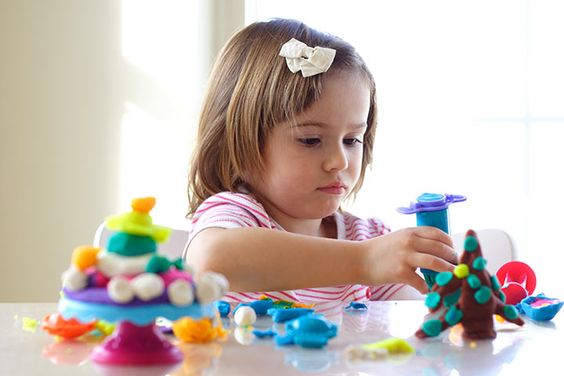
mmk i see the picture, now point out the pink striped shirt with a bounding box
[187,192,406,302]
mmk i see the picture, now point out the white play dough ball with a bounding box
[234,306,257,326]
[167,279,194,306]
[97,251,151,277]
[107,276,134,303]
[61,267,87,291]
[234,326,254,345]
[130,273,165,301]
[195,272,229,304]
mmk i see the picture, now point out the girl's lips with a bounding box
[318,185,346,195]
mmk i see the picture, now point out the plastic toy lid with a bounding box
[397,193,467,214]
[496,261,537,296]
[418,193,448,206]
[501,283,529,305]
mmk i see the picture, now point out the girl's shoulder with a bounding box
[197,191,264,210]
[192,191,274,228]
[336,211,390,240]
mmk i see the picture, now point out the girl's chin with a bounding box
[289,206,340,220]
[314,202,342,217]
[272,196,342,219]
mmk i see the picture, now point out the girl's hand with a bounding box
[362,227,457,293]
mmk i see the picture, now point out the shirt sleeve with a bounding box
[366,217,391,237]
[187,192,274,246]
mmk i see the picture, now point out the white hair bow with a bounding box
[279,38,336,77]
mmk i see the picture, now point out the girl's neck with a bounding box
[269,209,337,239]
[248,192,338,239]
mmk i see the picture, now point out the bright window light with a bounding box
[120,1,200,227]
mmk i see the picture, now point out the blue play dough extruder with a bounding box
[398,193,466,290]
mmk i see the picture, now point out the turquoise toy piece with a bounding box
[234,299,275,316]
[345,302,368,311]
[516,293,563,321]
[268,307,315,323]
[275,314,338,348]
[252,328,276,338]
[215,300,231,317]
[398,193,466,289]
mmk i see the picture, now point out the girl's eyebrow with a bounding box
[290,122,367,130]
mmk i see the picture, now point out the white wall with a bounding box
[0,0,244,302]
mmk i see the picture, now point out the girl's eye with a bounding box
[344,138,363,146]
[298,138,321,146]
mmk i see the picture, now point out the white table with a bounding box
[1,300,560,375]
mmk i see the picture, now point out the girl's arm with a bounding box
[185,226,456,293]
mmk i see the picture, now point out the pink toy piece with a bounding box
[90,321,183,365]
[160,268,193,287]
[496,261,536,305]
[88,269,110,288]
[530,298,559,308]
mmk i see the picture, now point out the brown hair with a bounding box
[187,18,377,216]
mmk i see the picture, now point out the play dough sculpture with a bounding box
[57,197,228,364]
[416,229,524,339]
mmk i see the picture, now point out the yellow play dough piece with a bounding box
[454,264,470,279]
[131,197,156,213]
[105,198,172,243]
[361,337,415,354]
[72,246,100,271]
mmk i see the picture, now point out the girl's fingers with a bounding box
[403,273,428,294]
[410,253,456,274]
[414,226,454,247]
[413,234,457,264]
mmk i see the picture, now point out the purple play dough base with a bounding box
[63,288,170,306]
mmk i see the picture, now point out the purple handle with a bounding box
[397,193,466,214]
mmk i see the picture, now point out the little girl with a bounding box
[184,18,456,302]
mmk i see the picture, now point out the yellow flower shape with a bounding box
[173,317,227,343]
[105,197,171,242]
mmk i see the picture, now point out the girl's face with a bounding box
[248,70,371,231]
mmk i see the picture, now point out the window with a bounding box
[119,0,202,227]
[246,0,564,292]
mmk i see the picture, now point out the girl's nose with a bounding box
[322,144,348,172]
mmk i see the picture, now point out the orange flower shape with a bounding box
[172,317,227,343]
[42,313,96,339]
